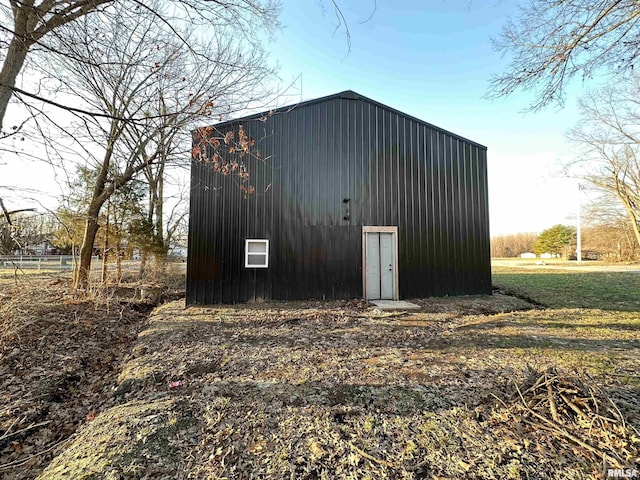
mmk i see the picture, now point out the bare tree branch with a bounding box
[489,0,640,110]
[566,73,640,252]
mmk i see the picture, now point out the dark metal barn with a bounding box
[187,90,490,304]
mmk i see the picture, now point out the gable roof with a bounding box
[212,90,486,150]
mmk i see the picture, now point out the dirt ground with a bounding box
[14,290,637,479]
[0,277,165,479]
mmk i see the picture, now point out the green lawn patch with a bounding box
[493,270,640,311]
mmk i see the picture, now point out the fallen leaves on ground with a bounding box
[36,293,639,479]
[0,279,153,479]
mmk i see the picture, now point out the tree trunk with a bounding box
[101,200,109,282]
[115,242,122,282]
[153,252,167,281]
[152,166,167,278]
[101,230,109,283]
[0,30,30,132]
[616,189,640,251]
[629,215,640,252]
[139,250,148,278]
[74,203,102,290]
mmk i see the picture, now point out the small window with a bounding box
[245,239,269,268]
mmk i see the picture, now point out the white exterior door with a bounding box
[365,231,397,300]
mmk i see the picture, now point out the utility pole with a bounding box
[576,183,582,263]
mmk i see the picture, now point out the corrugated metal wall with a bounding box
[187,92,491,304]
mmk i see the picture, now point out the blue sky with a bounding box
[268,0,590,235]
[0,1,592,236]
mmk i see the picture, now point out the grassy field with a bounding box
[2,263,639,479]
[493,269,640,311]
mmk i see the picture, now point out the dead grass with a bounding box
[1,262,637,479]
[0,271,183,480]
[36,291,640,479]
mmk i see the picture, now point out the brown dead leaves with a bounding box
[40,294,638,478]
[0,280,150,479]
[5,287,639,479]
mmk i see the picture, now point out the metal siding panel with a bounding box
[435,130,447,295]
[390,111,398,226]
[332,227,341,298]
[186,94,491,304]
[341,100,350,227]
[452,138,463,294]
[437,131,447,295]
[327,226,336,299]
[444,135,458,295]
[319,102,330,226]
[347,99,356,229]
[464,143,476,293]
[368,103,376,225]
[256,119,273,301]
[210,171,223,303]
[317,226,328,298]
[397,116,407,295]
[448,138,457,294]
[379,108,388,225]
[302,107,310,226]
[469,144,480,291]
[327,101,337,227]
[265,120,276,300]
[429,126,438,296]
[272,115,285,300]
[311,105,319,226]
[479,148,492,292]
[292,110,303,231]
[353,100,365,226]
[223,177,236,304]
[460,144,470,293]
[459,141,470,294]
[283,113,297,300]
[348,225,362,298]
[414,124,426,297]
[425,127,436,296]
[406,120,416,297]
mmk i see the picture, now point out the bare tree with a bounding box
[581,194,639,260]
[0,0,280,133]
[490,1,640,110]
[567,75,640,250]
[0,0,112,130]
[44,2,276,289]
[139,158,189,278]
[0,197,36,253]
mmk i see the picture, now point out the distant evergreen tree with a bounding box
[533,225,576,258]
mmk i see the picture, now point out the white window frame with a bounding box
[245,239,269,268]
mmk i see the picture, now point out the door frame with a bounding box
[362,226,399,300]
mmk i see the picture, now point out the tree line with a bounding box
[492,220,638,260]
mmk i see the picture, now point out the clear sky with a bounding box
[267,0,590,236]
[0,1,594,236]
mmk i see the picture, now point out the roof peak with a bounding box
[205,90,486,150]
[334,90,360,100]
